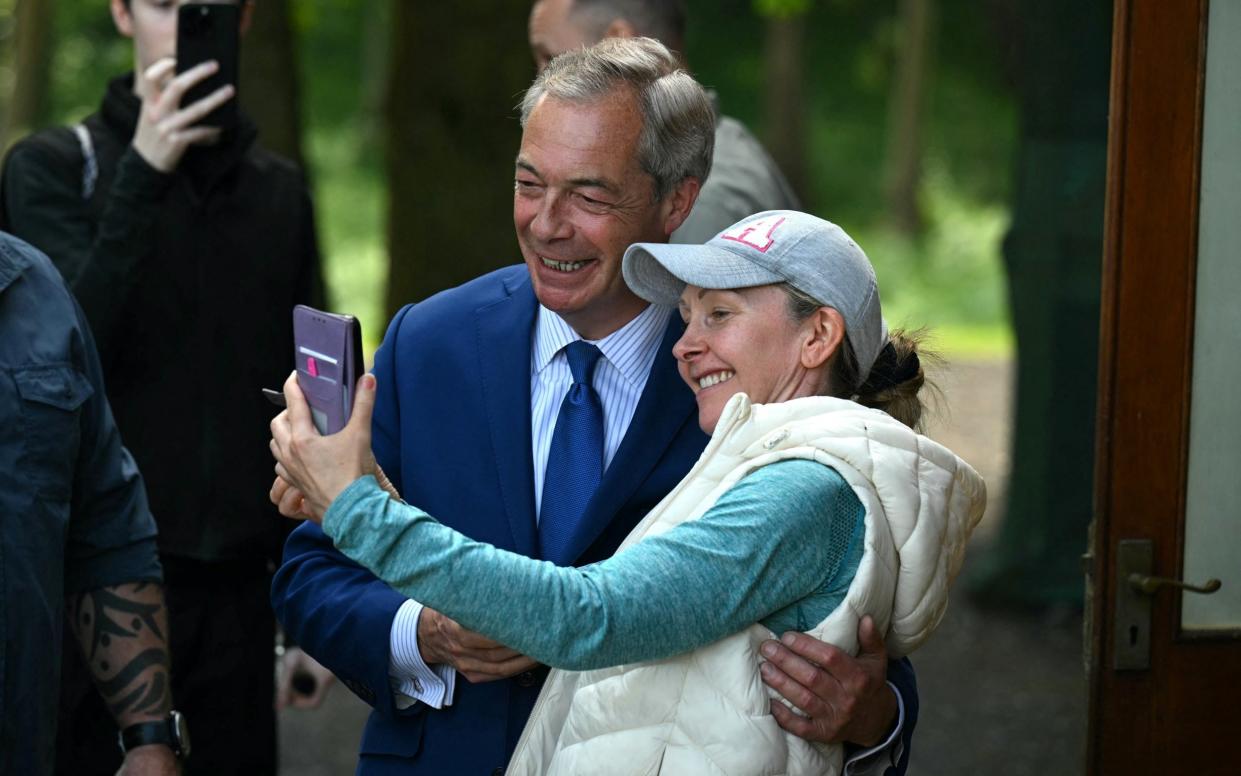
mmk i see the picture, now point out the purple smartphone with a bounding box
[292,305,363,435]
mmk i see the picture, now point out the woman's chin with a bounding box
[696,398,724,435]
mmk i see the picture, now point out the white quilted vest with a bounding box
[508,393,986,776]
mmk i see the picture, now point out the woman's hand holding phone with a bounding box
[131,58,235,173]
[269,371,378,523]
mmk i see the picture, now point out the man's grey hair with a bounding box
[568,0,687,51]
[519,36,715,200]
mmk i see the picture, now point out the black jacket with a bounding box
[0,75,324,564]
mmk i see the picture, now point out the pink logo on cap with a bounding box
[720,215,786,253]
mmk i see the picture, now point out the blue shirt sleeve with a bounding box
[63,294,161,594]
[323,459,864,670]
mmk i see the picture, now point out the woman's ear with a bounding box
[801,307,846,370]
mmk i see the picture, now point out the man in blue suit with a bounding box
[272,37,915,775]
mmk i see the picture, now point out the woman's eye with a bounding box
[708,309,731,322]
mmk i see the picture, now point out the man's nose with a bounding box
[530,194,571,242]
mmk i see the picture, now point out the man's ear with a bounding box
[110,0,134,38]
[240,0,255,35]
[801,307,846,370]
[660,176,702,237]
[603,18,638,39]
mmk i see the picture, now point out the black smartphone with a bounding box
[176,3,240,129]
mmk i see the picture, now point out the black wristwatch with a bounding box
[118,710,191,759]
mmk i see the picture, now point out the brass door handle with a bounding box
[1127,573,1222,596]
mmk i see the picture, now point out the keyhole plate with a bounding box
[1115,539,1154,671]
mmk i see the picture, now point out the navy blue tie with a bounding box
[539,341,605,565]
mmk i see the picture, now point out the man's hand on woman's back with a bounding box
[759,615,898,746]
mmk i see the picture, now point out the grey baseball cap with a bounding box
[622,210,888,380]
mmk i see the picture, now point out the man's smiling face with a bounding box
[513,89,678,340]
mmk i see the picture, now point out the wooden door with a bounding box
[1088,1,1241,773]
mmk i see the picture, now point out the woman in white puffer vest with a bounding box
[272,210,986,776]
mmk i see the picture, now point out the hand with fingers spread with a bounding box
[269,371,378,522]
[417,606,538,684]
[759,615,898,747]
[131,57,235,173]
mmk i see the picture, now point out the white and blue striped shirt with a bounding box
[389,301,674,709]
[530,303,673,518]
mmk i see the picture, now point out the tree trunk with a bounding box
[382,0,531,321]
[357,1,390,155]
[882,0,935,236]
[2,0,56,152]
[763,13,809,207]
[239,0,304,168]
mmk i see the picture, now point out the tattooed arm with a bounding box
[67,582,179,775]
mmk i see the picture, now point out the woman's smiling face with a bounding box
[673,284,828,434]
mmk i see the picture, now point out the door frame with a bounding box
[1088,0,1241,772]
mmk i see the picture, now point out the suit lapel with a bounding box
[475,275,540,558]
[559,317,697,563]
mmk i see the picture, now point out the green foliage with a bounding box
[47,3,130,123]
[753,0,812,19]
[850,163,1013,357]
[689,0,1016,355]
[306,127,386,353]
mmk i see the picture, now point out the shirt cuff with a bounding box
[842,681,905,776]
[388,599,456,710]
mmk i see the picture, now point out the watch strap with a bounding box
[118,712,187,758]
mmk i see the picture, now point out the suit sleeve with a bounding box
[270,304,416,716]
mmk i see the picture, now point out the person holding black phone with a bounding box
[0,2,326,774]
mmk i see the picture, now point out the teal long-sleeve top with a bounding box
[323,458,864,671]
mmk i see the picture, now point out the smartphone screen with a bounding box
[176,3,240,129]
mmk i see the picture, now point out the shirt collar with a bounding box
[533,303,674,387]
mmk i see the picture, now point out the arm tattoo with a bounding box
[72,583,164,660]
[67,582,173,725]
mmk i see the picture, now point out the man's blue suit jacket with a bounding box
[272,266,918,775]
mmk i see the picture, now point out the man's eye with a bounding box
[515,179,541,191]
[709,309,731,322]
[575,192,608,208]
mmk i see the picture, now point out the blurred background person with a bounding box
[0,1,326,773]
